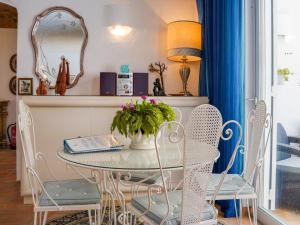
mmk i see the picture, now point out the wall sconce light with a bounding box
[108,25,132,37]
[104,4,134,38]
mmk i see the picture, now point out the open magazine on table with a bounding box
[64,134,124,154]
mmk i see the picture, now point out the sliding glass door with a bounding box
[256,0,300,224]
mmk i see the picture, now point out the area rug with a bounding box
[46,207,137,225]
[46,208,226,225]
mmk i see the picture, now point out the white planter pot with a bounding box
[277,74,290,85]
[129,130,157,150]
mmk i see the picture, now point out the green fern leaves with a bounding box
[111,97,176,137]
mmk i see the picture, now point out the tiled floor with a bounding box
[0,150,258,225]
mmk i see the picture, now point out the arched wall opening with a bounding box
[0,1,17,150]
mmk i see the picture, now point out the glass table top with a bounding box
[57,143,219,172]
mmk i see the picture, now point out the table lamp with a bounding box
[167,21,202,96]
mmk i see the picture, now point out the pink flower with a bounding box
[141,96,147,100]
[150,99,156,104]
[129,102,135,110]
[121,104,127,111]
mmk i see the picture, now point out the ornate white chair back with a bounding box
[243,100,271,186]
[181,138,219,224]
[184,104,243,204]
[18,100,41,206]
[154,121,219,225]
[155,121,185,186]
[185,104,223,148]
[18,100,37,170]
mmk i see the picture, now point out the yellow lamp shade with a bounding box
[167,21,202,62]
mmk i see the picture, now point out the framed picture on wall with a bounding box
[18,78,33,95]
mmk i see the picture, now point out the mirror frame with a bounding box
[31,6,88,89]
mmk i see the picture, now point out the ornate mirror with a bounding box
[32,7,88,88]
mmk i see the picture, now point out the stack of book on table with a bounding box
[64,135,124,154]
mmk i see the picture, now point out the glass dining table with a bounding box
[57,145,183,172]
[57,143,219,225]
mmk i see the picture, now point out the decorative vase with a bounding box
[129,130,158,150]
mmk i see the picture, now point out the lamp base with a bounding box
[179,58,192,97]
[179,91,193,96]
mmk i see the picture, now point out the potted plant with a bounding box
[111,96,176,150]
[277,68,293,84]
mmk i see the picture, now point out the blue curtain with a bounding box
[197,0,245,217]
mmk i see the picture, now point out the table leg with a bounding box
[103,171,118,225]
[106,171,128,225]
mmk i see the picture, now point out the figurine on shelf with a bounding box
[55,56,70,96]
[153,78,165,96]
[36,79,48,96]
[66,60,70,86]
[149,62,167,96]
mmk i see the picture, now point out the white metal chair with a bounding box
[206,100,272,225]
[127,121,220,225]
[18,100,101,225]
[183,104,245,222]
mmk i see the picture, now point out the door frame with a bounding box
[249,0,286,224]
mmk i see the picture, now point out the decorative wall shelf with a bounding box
[22,96,209,108]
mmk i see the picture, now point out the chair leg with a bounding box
[253,198,258,225]
[42,211,48,225]
[246,199,253,225]
[113,202,117,225]
[100,199,107,224]
[88,210,92,225]
[97,209,101,225]
[33,212,38,225]
[233,198,239,225]
[239,200,243,225]
[129,212,133,225]
[93,209,97,225]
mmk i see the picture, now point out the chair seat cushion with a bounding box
[39,179,100,206]
[131,190,215,225]
[277,157,300,174]
[206,174,255,199]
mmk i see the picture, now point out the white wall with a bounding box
[12,0,200,96]
[276,0,300,137]
[1,0,13,6]
[0,28,17,130]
